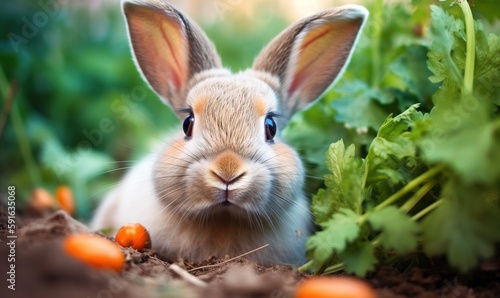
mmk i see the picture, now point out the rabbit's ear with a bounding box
[253,5,368,117]
[123,0,221,110]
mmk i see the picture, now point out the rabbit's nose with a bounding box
[210,150,247,186]
[210,170,246,186]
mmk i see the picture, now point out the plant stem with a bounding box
[412,199,442,221]
[375,165,445,211]
[0,66,41,187]
[371,235,382,247]
[11,101,42,187]
[322,262,345,275]
[457,0,475,95]
[0,81,17,141]
[400,181,437,213]
[298,260,313,272]
[0,74,41,189]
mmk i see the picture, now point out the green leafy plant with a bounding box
[301,1,500,276]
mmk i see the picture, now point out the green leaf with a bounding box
[370,137,414,161]
[427,5,463,87]
[311,140,365,224]
[421,119,500,184]
[389,45,438,103]
[340,242,378,276]
[422,180,500,272]
[377,104,424,140]
[376,168,405,186]
[310,188,331,227]
[325,139,356,179]
[471,0,500,25]
[306,209,361,264]
[331,81,392,130]
[474,29,500,105]
[368,206,419,253]
[365,105,423,188]
[368,108,421,171]
[337,158,366,213]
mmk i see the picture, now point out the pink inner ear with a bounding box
[286,21,359,99]
[288,26,331,93]
[159,19,187,90]
[126,5,188,97]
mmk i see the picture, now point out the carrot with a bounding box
[63,233,125,272]
[28,188,54,213]
[55,185,75,215]
[115,223,152,251]
[295,276,377,298]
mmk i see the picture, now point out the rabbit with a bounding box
[91,0,368,265]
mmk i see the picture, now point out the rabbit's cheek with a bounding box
[265,143,305,211]
[270,143,303,181]
[158,137,188,162]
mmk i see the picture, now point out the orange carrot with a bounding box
[295,276,377,298]
[63,233,125,272]
[55,186,75,215]
[115,223,152,252]
[28,188,55,213]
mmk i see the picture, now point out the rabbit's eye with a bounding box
[183,114,194,138]
[265,115,277,141]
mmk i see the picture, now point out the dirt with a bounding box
[0,207,499,298]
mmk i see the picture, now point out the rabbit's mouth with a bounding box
[213,188,236,206]
[207,188,261,213]
[217,200,232,207]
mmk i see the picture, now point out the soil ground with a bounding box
[0,207,499,298]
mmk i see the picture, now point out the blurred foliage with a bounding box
[0,0,179,218]
[0,0,498,220]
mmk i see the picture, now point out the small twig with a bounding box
[188,243,270,273]
[169,264,207,288]
[0,80,17,141]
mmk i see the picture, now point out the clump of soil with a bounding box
[0,207,499,298]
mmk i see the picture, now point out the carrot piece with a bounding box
[55,185,75,215]
[63,233,125,272]
[295,276,377,298]
[28,188,55,213]
[115,223,152,252]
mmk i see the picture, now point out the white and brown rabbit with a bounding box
[91,0,367,265]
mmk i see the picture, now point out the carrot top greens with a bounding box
[299,1,500,276]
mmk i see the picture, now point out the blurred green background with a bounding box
[0,0,497,220]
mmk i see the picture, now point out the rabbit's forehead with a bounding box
[186,76,278,118]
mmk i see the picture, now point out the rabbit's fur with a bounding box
[91,0,368,265]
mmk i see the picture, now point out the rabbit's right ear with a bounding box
[122,0,221,112]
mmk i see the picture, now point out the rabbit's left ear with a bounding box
[253,5,368,117]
